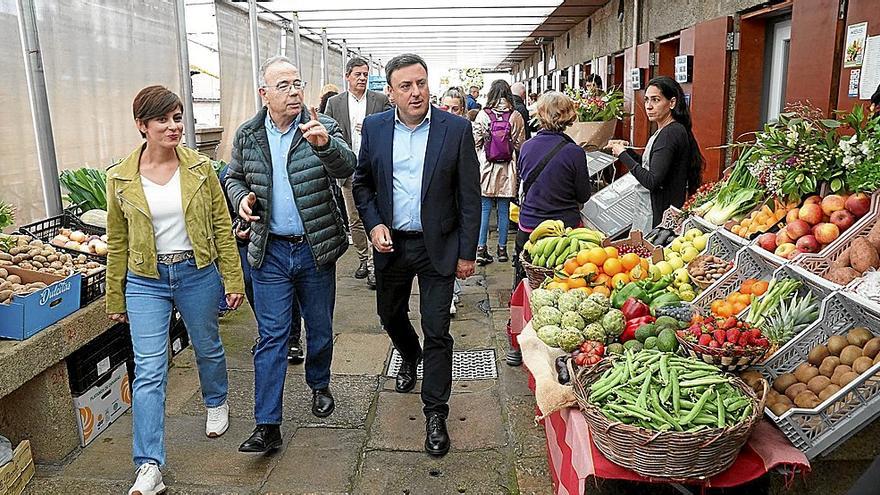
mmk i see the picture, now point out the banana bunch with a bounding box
[524,225,606,269]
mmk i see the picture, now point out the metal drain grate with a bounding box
[386,349,497,380]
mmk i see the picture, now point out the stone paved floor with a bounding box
[23,233,880,494]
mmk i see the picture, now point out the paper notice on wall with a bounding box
[845,22,868,68]
[850,70,861,97]
[859,36,880,100]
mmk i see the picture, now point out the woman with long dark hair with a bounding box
[609,76,703,231]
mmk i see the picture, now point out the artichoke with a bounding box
[587,293,611,312]
[601,308,626,337]
[557,327,585,352]
[561,311,586,332]
[537,325,563,347]
[577,299,606,323]
[536,306,563,328]
[557,291,581,313]
[529,288,557,315]
[583,322,607,343]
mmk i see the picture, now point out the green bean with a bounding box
[716,389,725,428]
[681,386,714,425]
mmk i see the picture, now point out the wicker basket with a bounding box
[675,334,769,372]
[520,251,554,289]
[686,254,734,291]
[572,360,766,481]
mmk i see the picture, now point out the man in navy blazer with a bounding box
[353,53,480,456]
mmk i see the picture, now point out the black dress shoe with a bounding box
[395,357,420,393]
[425,413,450,456]
[354,260,369,279]
[287,340,304,365]
[239,424,282,453]
[312,388,335,418]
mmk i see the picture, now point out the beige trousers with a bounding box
[341,176,373,269]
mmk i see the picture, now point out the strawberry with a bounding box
[755,337,770,347]
[713,329,727,344]
[708,340,720,348]
[721,317,737,330]
[698,334,713,346]
[726,328,742,344]
[738,334,751,347]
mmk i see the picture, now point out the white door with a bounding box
[765,19,792,123]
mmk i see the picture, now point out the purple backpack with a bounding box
[484,110,514,163]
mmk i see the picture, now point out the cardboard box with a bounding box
[0,440,34,494]
[72,361,131,447]
[0,266,82,340]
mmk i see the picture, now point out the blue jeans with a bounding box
[478,197,511,247]
[125,258,228,467]
[252,238,336,424]
[237,242,302,342]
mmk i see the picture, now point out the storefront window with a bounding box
[763,17,792,123]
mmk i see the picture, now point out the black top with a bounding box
[511,94,532,140]
[618,121,692,227]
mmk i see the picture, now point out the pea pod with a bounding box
[716,389,725,428]
[681,386,715,425]
[680,377,730,388]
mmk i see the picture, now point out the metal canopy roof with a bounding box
[243,0,605,71]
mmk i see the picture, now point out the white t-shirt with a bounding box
[141,168,194,254]
[348,91,367,154]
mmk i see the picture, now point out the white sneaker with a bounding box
[129,463,165,495]
[449,300,457,316]
[206,402,229,438]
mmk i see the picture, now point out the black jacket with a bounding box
[512,95,532,141]
[352,107,481,277]
[619,122,692,227]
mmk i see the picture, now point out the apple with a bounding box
[786,208,800,224]
[776,227,793,245]
[830,209,856,232]
[789,248,807,260]
[798,203,824,225]
[804,195,823,206]
[758,232,778,252]
[774,243,798,259]
[796,235,820,254]
[786,219,812,240]
[813,223,840,245]
[821,195,846,216]
[846,192,871,218]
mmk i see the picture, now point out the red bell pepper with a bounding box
[621,297,651,320]
[621,315,655,342]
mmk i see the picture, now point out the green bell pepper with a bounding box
[611,282,649,308]
[649,292,682,312]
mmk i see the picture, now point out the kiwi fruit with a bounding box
[794,391,821,409]
[853,356,875,374]
[818,384,841,401]
[819,356,841,377]
[773,373,797,393]
[839,371,861,386]
[864,338,880,359]
[827,335,849,356]
[807,375,832,394]
[769,402,792,416]
[832,365,854,385]
[785,382,809,401]
[875,353,880,365]
[794,363,820,384]
[847,327,874,347]
[808,345,830,366]
[740,370,764,391]
[840,345,863,366]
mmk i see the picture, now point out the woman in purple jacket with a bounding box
[513,91,592,288]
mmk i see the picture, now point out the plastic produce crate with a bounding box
[17,209,105,240]
[656,206,687,234]
[755,292,880,459]
[67,322,133,396]
[581,173,641,239]
[691,246,779,316]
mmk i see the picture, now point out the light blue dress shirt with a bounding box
[391,111,431,232]
[266,112,305,236]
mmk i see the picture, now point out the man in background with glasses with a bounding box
[325,56,391,290]
[225,56,356,454]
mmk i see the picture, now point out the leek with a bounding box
[704,188,763,225]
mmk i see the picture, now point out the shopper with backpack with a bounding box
[473,80,525,265]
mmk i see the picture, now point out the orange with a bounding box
[576,249,590,266]
[546,281,565,291]
[586,247,607,266]
[603,258,623,277]
[592,286,611,297]
[581,262,599,277]
[604,246,619,259]
[567,277,588,289]
[640,258,650,271]
[563,259,579,276]
[620,253,640,271]
[751,280,769,296]
[710,300,723,314]
[611,272,630,288]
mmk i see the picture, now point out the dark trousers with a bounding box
[375,234,455,417]
[512,228,530,291]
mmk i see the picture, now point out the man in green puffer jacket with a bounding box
[225,56,356,454]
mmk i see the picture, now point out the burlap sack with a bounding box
[518,323,578,420]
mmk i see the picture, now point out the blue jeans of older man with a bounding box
[125,258,228,467]
[252,238,335,425]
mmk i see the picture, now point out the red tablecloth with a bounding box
[511,281,810,494]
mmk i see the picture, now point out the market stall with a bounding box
[508,103,880,492]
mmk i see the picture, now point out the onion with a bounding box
[69,231,87,243]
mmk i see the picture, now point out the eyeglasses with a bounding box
[271,80,307,93]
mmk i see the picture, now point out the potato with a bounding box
[0,281,11,292]
[808,345,830,366]
[6,275,20,285]
[839,371,860,386]
[794,391,821,409]
[875,353,880,365]
[0,267,6,278]
[831,247,851,269]
[818,384,842,401]
[807,375,832,394]
[853,356,874,374]
[826,267,861,285]
[840,345,864,366]
[820,356,842,377]
[827,336,849,356]
[794,363,820,383]
[773,373,798,393]
[832,365,853,385]
[850,239,880,273]
[868,221,880,251]
[786,382,809,401]
[848,327,874,347]
[0,289,11,302]
[769,402,792,416]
